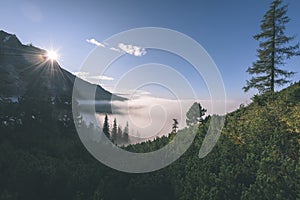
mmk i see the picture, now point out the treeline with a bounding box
[100,101,206,145]
[102,114,129,145]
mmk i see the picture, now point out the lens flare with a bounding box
[46,50,59,61]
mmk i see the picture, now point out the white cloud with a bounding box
[86,38,105,47]
[86,38,146,57]
[118,43,147,57]
[73,71,114,84]
[73,71,89,77]
[109,47,121,52]
[89,75,114,81]
[113,89,152,99]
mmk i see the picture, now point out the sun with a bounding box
[46,50,59,61]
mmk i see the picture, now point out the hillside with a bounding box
[124,82,300,199]
[0,30,125,103]
[0,74,299,199]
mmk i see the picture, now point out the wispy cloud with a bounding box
[86,38,147,57]
[73,71,114,84]
[109,47,121,52]
[86,38,105,47]
[118,43,147,57]
[111,89,151,99]
[89,75,114,81]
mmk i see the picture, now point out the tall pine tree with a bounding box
[123,122,129,144]
[111,118,118,144]
[103,114,110,140]
[117,126,122,139]
[244,0,300,94]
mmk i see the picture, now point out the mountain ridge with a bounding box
[0,30,125,105]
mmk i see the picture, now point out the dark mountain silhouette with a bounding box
[0,30,125,106]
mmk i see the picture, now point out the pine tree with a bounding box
[111,118,118,144]
[103,114,110,140]
[172,118,179,133]
[117,126,122,140]
[123,122,129,143]
[186,102,207,126]
[244,0,300,94]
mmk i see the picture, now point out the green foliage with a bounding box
[1,82,300,199]
[186,102,207,126]
[244,0,300,94]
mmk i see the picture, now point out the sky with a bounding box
[1,0,300,111]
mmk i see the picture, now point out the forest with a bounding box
[0,0,300,199]
[1,80,300,199]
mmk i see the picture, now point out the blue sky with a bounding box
[1,0,300,109]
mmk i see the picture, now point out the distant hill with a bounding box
[0,30,125,104]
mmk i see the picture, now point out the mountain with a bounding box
[0,30,125,104]
[1,77,299,199]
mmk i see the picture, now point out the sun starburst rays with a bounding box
[15,46,66,91]
[46,50,59,61]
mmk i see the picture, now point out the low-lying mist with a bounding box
[78,95,238,144]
